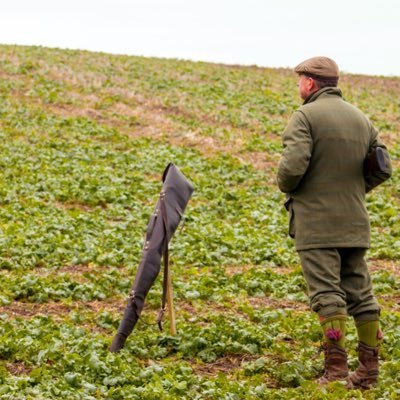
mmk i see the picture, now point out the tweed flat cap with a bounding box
[294,56,339,79]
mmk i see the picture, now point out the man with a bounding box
[277,56,392,388]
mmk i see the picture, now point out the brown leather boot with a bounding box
[347,343,379,389]
[318,343,349,385]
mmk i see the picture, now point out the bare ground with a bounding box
[248,296,309,311]
[0,301,71,318]
[192,353,257,376]
[368,259,400,277]
[191,354,279,387]
[6,362,32,376]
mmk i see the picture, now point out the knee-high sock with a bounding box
[355,320,382,347]
[320,315,347,348]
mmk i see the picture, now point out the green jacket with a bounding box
[277,87,392,250]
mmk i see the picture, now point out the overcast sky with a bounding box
[0,0,399,76]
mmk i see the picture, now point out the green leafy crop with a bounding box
[0,44,398,399]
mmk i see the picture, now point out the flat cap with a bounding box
[294,56,339,79]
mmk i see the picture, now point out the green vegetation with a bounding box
[0,44,399,399]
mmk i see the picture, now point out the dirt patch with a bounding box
[0,296,128,320]
[57,264,93,274]
[270,266,297,275]
[39,92,283,170]
[224,265,257,276]
[6,362,32,376]
[0,301,71,318]
[175,301,198,316]
[248,296,308,312]
[191,353,279,387]
[54,200,95,212]
[379,295,400,312]
[369,259,400,277]
[50,102,98,118]
[56,264,115,276]
[192,353,259,376]
[83,297,126,314]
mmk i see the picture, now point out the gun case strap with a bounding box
[157,191,169,331]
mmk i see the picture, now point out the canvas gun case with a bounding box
[110,163,194,352]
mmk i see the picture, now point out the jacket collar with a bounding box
[303,87,342,105]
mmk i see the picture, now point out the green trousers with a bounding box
[298,248,380,318]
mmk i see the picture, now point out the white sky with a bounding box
[0,0,399,76]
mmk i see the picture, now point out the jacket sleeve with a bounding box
[365,125,392,193]
[277,111,313,193]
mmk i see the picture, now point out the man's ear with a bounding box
[309,78,319,91]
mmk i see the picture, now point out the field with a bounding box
[0,44,399,399]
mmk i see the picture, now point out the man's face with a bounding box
[297,74,315,100]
